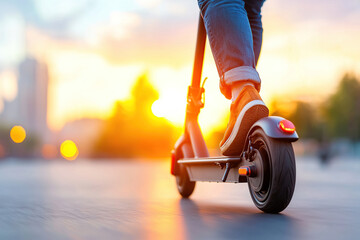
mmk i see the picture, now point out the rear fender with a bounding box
[248,116,299,142]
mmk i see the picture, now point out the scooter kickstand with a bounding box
[222,162,231,182]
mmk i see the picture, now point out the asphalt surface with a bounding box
[0,157,359,240]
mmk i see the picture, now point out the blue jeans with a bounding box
[197,0,266,99]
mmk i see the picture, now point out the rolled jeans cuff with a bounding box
[220,66,261,100]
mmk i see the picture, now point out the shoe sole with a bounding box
[220,100,269,156]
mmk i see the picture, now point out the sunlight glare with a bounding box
[0,70,17,101]
[48,50,142,131]
[151,100,165,118]
[151,98,185,125]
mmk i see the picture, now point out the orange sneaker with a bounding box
[220,85,269,156]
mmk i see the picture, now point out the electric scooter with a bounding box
[171,15,298,213]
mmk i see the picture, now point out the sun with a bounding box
[151,98,185,125]
[151,100,165,118]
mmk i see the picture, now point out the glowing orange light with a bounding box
[239,167,250,176]
[60,140,79,161]
[10,125,26,143]
[279,119,296,134]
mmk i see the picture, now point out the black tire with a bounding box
[247,128,296,213]
[175,146,196,198]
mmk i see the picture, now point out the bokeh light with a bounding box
[60,140,79,161]
[10,125,26,143]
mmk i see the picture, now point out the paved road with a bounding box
[0,157,359,240]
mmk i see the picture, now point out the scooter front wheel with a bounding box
[247,128,296,213]
[175,146,196,198]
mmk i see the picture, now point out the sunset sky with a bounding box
[0,0,359,134]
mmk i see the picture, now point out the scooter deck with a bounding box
[178,156,240,164]
[178,156,247,183]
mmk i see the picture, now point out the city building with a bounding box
[0,56,49,143]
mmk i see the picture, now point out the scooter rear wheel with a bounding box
[247,128,296,213]
[175,146,196,198]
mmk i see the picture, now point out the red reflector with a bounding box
[279,119,296,134]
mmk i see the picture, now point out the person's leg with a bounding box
[197,0,261,100]
[244,0,266,66]
[197,0,269,155]
[230,0,265,102]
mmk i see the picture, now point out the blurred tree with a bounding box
[288,101,322,140]
[324,73,360,142]
[93,73,179,159]
[94,101,134,157]
[131,73,159,118]
[269,99,294,118]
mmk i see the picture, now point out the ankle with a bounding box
[231,82,255,102]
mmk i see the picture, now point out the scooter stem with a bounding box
[185,14,209,158]
[191,14,207,89]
